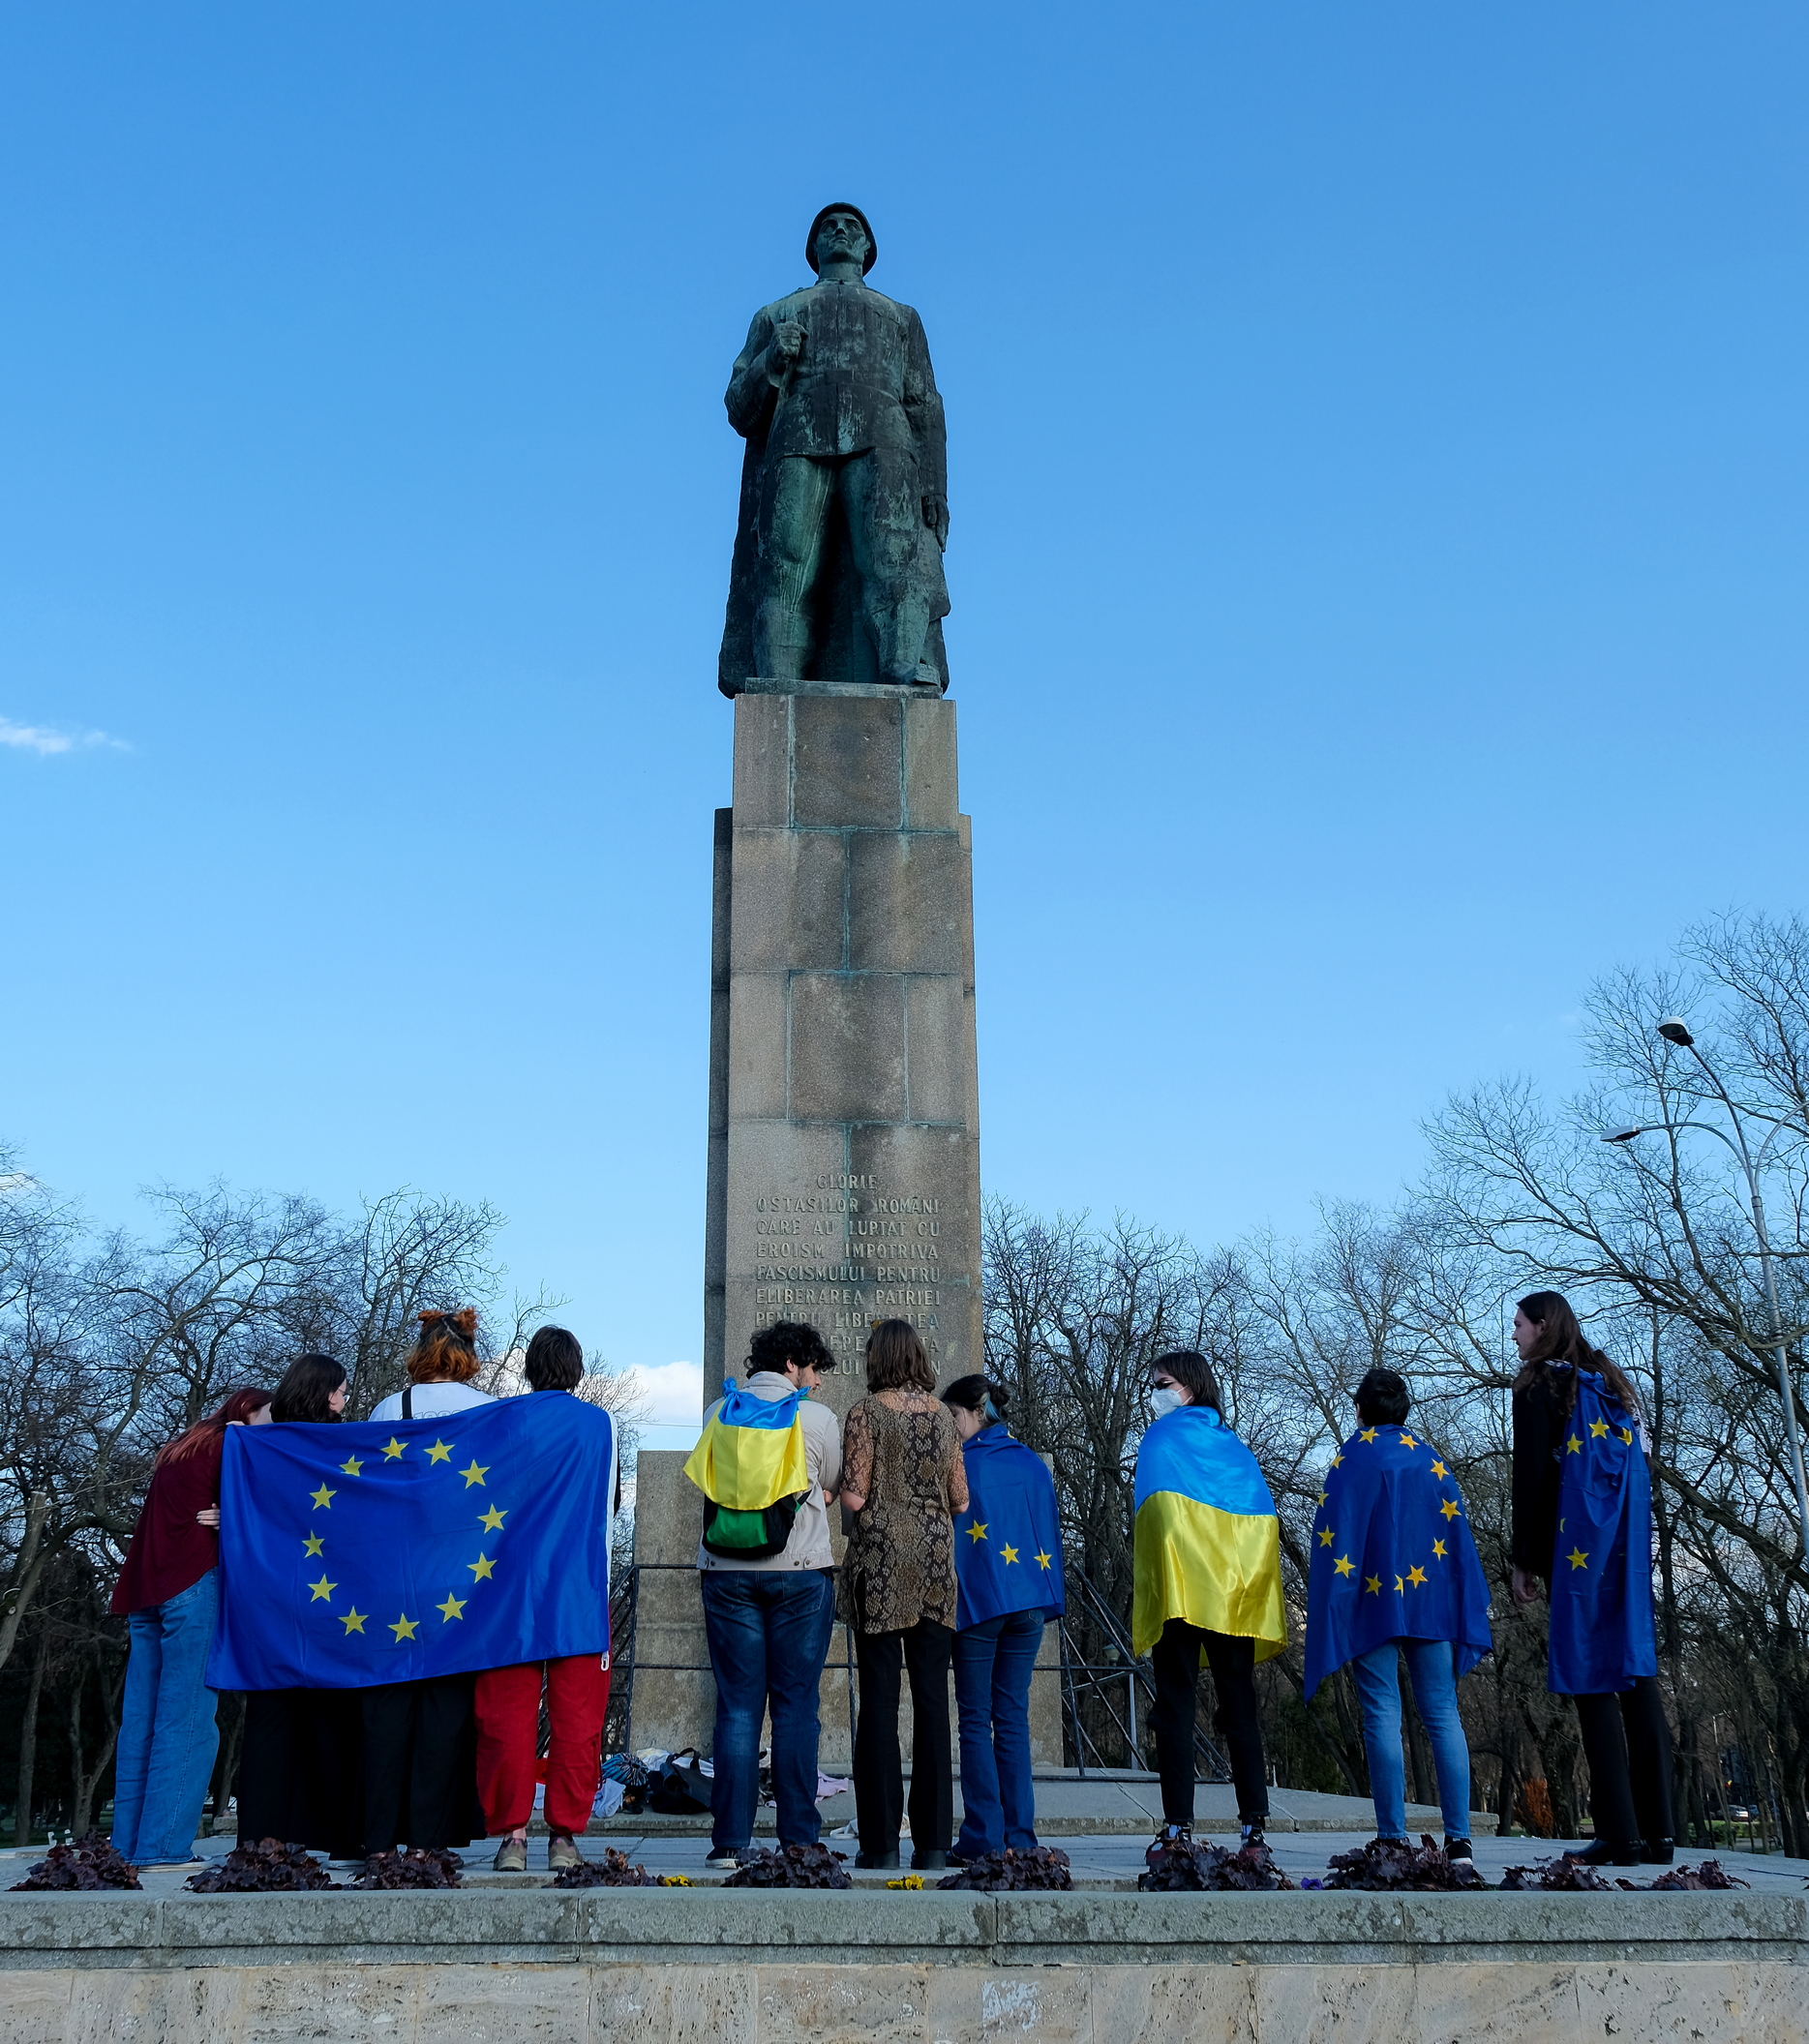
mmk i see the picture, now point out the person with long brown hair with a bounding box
[109,1388,273,1869]
[1509,1289,1674,1866]
[837,1319,967,1870]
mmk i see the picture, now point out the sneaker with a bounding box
[1444,1838,1474,1862]
[1157,1822,1192,1847]
[1239,1821,1266,1850]
[137,1857,205,1872]
[547,1834,583,1872]
[493,1838,528,1874]
[704,1847,741,1872]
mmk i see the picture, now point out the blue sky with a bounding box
[5,5,1806,1442]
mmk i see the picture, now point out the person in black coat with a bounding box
[1509,1290,1674,1867]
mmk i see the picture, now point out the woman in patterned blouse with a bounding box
[838,1319,969,1870]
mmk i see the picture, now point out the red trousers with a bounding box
[473,1656,610,1836]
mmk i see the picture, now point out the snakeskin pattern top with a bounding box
[837,1392,968,1634]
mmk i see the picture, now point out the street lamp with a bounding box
[1599,1024,1809,1570]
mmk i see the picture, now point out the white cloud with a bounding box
[0,717,129,756]
[609,1359,704,1428]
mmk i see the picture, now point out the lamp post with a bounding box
[1601,1017,1809,1571]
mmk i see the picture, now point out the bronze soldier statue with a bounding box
[718,204,950,695]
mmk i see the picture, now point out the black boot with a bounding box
[910,1849,949,1871]
[1642,1837,1675,1865]
[854,1849,899,1870]
[1562,1838,1642,1867]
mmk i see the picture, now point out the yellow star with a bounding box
[966,1520,989,1543]
[389,1613,419,1642]
[1399,1433,1418,1450]
[1333,1554,1355,1578]
[1406,1565,1428,1587]
[460,1459,488,1488]
[1567,1547,1589,1571]
[426,1439,453,1463]
[1035,1550,1053,1570]
[382,1437,407,1460]
[340,1608,367,1635]
[468,1553,496,1581]
[1317,1526,1335,1548]
[1565,1434,1583,1455]
[1588,1418,1610,1439]
[303,1533,324,1557]
[1430,1460,1448,1479]
[308,1574,336,1602]
[310,1484,336,1510]
[1330,1451,1344,1468]
[1000,1544,1019,1564]
[478,1505,505,1533]
[339,1456,364,1477]
[437,1593,467,1621]
[1316,1491,1328,1507]
[1365,1574,1382,1594]
[1439,1498,1461,1520]
[1432,1539,1448,1559]
[1618,1426,1633,1444]
[1394,1575,1405,1593]
[1358,1428,1378,1444]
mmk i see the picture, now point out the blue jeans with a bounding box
[700,1570,836,1851]
[1350,1637,1472,1841]
[951,1609,1043,1857]
[110,1570,221,1864]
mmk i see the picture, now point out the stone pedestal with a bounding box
[628,682,1060,1779]
[703,686,982,1421]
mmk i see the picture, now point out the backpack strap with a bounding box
[403,1384,413,1420]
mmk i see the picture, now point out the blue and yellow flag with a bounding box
[1131,1404,1285,1660]
[1304,1423,1492,1698]
[206,1396,614,1691]
[952,1427,1066,1630]
[682,1378,809,1509]
[1548,1370,1658,1696]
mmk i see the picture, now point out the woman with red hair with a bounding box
[109,1388,273,1869]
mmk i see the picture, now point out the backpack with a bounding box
[683,1378,811,1561]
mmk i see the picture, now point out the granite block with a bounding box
[901,699,958,830]
[727,972,788,1123]
[733,695,792,828]
[732,827,847,973]
[847,832,966,975]
[792,697,902,828]
[903,975,969,1127]
[789,975,906,1124]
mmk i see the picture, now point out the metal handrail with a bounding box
[608,1562,1228,1785]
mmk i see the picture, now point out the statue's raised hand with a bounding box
[921,492,949,550]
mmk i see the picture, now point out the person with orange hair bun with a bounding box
[359,1308,493,1854]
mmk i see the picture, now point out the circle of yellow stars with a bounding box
[302,1436,506,1645]
[1315,1428,1467,1598]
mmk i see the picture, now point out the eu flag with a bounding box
[1547,1370,1658,1695]
[951,1427,1066,1630]
[1131,1404,1286,1661]
[1304,1422,1492,1699]
[206,1396,615,1691]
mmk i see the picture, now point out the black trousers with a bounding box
[360,1673,485,1853]
[236,1688,364,1857]
[853,1619,954,1859]
[1149,1620,1270,1826]
[1576,1675,1674,1849]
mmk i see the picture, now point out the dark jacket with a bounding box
[1510,1371,1571,1579]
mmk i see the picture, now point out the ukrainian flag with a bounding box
[1131,1403,1286,1660]
[682,1378,809,1510]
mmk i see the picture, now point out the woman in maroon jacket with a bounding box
[109,1388,272,1868]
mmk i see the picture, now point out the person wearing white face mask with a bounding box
[1131,1350,1286,1851]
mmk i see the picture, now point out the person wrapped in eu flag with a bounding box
[943,1375,1065,1860]
[1510,1290,1673,1868]
[1305,1367,1491,1857]
[1132,1350,1284,1848]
